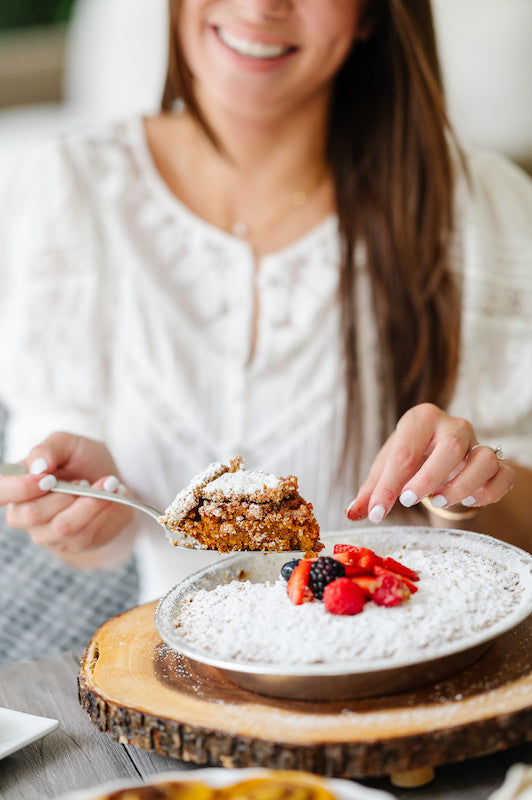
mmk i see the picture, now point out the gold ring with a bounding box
[469,444,505,461]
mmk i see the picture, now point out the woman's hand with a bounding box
[0,432,134,564]
[347,403,515,523]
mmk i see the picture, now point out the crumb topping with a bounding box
[159,457,242,527]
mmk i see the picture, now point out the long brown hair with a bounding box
[162,0,461,457]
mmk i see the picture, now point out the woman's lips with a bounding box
[214,26,296,60]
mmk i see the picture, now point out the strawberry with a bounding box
[333,544,358,555]
[372,574,411,607]
[350,576,378,598]
[343,564,375,578]
[382,556,419,582]
[374,564,418,594]
[332,551,356,566]
[286,559,313,605]
[323,577,367,615]
[333,545,383,571]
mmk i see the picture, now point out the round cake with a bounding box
[172,541,524,667]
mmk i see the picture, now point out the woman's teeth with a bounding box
[217,27,292,59]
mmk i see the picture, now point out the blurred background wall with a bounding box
[0,0,531,179]
[0,0,74,108]
[0,0,168,193]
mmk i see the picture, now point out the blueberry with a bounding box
[280,558,300,581]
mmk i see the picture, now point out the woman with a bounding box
[0,0,531,605]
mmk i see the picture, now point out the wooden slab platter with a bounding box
[78,600,532,785]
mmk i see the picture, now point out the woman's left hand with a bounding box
[346,402,515,523]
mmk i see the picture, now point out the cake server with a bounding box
[0,462,203,550]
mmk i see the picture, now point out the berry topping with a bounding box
[374,564,418,594]
[280,558,300,582]
[372,573,412,607]
[333,545,384,571]
[286,559,313,605]
[323,577,367,615]
[382,556,420,582]
[308,556,346,600]
[350,575,378,598]
[285,543,419,613]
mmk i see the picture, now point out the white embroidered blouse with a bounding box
[1,117,532,602]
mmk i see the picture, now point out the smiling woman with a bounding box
[168,0,370,120]
[0,0,531,614]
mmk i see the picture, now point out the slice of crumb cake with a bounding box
[159,457,323,555]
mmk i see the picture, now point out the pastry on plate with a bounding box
[92,772,337,799]
[93,781,213,799]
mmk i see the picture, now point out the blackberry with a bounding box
[280,558,300,582]
[308,556,345,600]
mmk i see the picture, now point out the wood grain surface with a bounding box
[1,649,531,800]
[78,601,532,779]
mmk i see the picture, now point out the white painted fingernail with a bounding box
[38,474,57,491]
[79,479,90,487]
[461,495,477,507]
[103,475,119,492]
[430,494,448,508]
[30,457,49,475]
[368,504,386,524]
[117,483,128,495]
[346,498,357,512]
[399,490,418,508]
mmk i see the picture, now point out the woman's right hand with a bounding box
[0,432,134,563]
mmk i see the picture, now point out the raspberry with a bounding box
[323,578,366,615]
[372,574,411,607]
[308,556,345,600]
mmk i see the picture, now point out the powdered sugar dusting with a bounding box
[202,469,281,501]
[173,547,524,667]
[159,457,242,528]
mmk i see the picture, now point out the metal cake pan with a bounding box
[155,526,532,701]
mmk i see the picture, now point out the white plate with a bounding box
[0,706,59,760]
[156,526,532,700]
[57,766,394,800]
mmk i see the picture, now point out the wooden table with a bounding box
[0,650,531,800]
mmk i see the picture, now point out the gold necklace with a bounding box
[230,165,327,241]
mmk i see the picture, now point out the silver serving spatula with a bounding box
[0,462,202,550]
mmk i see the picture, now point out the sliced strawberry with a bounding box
[372,574,411,607]
[333,552,371,574]
[374,564,418,594]
[359,550,384,571]
[286,559,313,605]
[344,565,375,578]
[351,576,378,598]
[333,544,358,555]
[323,577,367,615]
[382,556,419,582]
[332,551,355,565]
[333,545,384,571]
